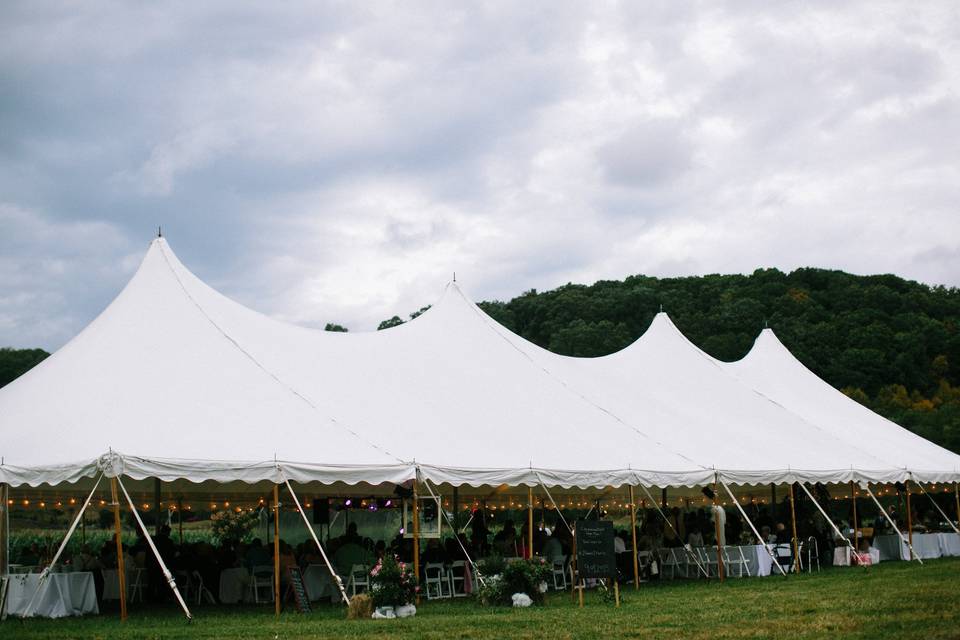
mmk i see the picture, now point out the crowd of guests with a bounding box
[11,496,955,604]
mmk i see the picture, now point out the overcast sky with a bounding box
[2,2,959,350]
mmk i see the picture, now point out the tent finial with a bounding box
[157,226,162,238]
[764,318,768,329]
[659,304,663,313]
[453,272,456,283]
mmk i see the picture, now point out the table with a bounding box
[2,572,98,618]
[303,565,334,602]
[219,567,251,604]
[874,533,944,561]
[737,544,774,577]
[832,546,880,566]
[938,533,960,557]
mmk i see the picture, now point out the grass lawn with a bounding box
[6,559,960,640]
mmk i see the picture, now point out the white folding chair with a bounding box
[722,546,750,578]
[128,568,145,603]
[191,570,216,604]
[347,564,370,596]
[660,548,686,579]
[250,565,275,603]
[550,556,567,590]
[702,547,719,578]
[424,563,450,599]
[448,561,469,597]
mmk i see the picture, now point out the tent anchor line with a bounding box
[280,471,350,604]
[420,473,486,588]
[19,473,104,618]
[864,483,923,564]
[116,476,193,619]
[718,478,786,577]
[637,482,709,578]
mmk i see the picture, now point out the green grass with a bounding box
[7,559,960,640]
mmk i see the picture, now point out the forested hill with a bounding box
[2,267,959,452]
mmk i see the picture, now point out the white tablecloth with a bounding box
[3,572,99,618]
[303,564,334,602]
[832,546,880,566]
[938,533,960,556]
[874,533,943,561]
[738,544,774,577]
[218,567,251,604]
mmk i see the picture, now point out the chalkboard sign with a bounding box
[575,520,615,579]
[286,567,312,613]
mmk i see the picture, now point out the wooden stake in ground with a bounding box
[905,480,914,561]
[788,483,800,574]
[614,580,620,608]
[527,487,534,559]
[629,485,639,590]
[413,479,421,604]
[110,478,128,622]
[273,484,280,616]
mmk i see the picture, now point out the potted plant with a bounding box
[369,556,418,618]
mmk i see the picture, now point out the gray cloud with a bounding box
[1,1,958,349]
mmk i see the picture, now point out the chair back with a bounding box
[252,564,274,579]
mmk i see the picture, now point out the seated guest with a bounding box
[422,538,447,565]
[542,532,563,560]
[245,538,270,570]
[775,523,790,544]
[687,527,704,547]
[493,520,517,556]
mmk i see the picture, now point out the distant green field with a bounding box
[7,559,960,640]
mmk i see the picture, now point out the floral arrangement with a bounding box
[477,557,552,606]
[369,555,418,608]
[209,509,258,543]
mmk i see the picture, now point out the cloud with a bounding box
[0,1,958,349]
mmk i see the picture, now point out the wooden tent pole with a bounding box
[452,487,460,532]
[955,483,960,529]
[629,485,639,590]
[110,478,128,622]
[905,480,914,561]
[0,483,8,577]
[412,479,421,604]
[527,487,534,559]
[153,478,161,536]
[273,484,280,616]
[788,483,800,574]
[712,477,725,582]
[177,498,183,545]
[849,481,859,551]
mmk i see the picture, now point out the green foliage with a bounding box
[324,323,349,332]
[377,316,405,331]
[0,347,49,387]
[477,558,552,606]
[369,555,418,607]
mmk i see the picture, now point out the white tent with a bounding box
[723,328,960,483]
[2,238,958,492]
[0,238,709,491]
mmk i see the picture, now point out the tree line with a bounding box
[3,267,958,453]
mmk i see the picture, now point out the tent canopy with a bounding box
[2,238,957,491]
